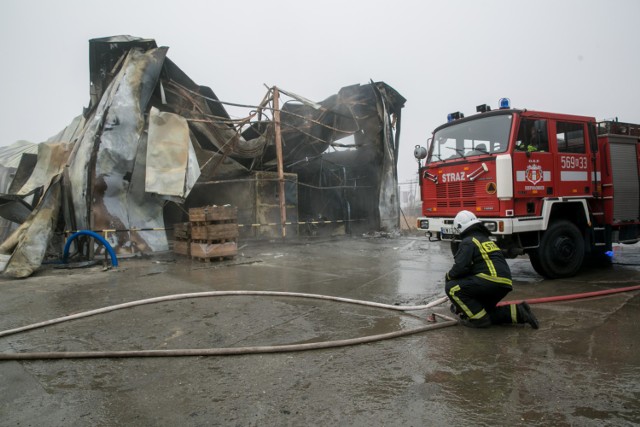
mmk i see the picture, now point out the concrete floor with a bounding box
[0,235,639,426]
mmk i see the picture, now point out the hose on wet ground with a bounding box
[1,285,639,361]
[498,284,640,306]
[0,292,454,360]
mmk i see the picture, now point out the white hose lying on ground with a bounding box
[0,291,454,360]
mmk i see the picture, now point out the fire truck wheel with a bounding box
[536,220,585,278]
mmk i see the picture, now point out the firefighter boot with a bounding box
[518,302,539,329]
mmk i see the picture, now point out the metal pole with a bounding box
[272,87,287,238]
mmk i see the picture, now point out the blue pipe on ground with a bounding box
[62,230,118,267]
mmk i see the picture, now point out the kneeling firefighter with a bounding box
[445,210,539,329]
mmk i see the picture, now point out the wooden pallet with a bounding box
[173,238,191,256]
[172,222,192,256]
[173,222,191,240]
[189,205,238,223]
[190,240,237,260]
[172,205,240,261]
[191,223,238,241]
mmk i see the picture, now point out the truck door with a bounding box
[513,118,554,215]
[551,121,593,197]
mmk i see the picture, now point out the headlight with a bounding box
[483,221,497,232]
[417,219,429,229]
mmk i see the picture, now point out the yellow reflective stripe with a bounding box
[448,285,473,318]
[471,309,488,320]
[448,284,487,320]
[476,273,513,286]
[472,237,497,276]
[510,304,518,324]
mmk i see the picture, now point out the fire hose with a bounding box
[1,285,639,361]
[0,292,454,360]
[498,284,640,306]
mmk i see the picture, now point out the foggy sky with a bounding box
[1,0,638,183]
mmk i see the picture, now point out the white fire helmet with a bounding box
[454,210,481,234]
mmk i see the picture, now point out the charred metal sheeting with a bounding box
[0,177,61,278]
[0,193,35,224]
[161,80,268,160]
[0,145,72,277]
[0,35,405,278]
[7,152,38,193]
[88,35,158,112]
[19,143,72,197]
[0,166,19,243]
[0,141,39,169]
[283,83,406,232]
[146,107,200,202]
[45,114,86,146]
[0,153,36,226]
[67,46,170,254]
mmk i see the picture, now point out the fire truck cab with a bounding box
[414,100,640,279]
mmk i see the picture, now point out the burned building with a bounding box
[0,35,406,278]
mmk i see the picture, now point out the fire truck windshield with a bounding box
[428,114,512,163]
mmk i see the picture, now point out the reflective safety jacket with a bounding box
[446,225,512,286]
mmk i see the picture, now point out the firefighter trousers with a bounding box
[445,276,522,327]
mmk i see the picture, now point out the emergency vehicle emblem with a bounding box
[525,164,543,185]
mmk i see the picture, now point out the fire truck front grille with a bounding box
[434,182,477,211]
[461,181,475,197]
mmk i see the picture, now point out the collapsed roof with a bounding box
[0,35,406,278]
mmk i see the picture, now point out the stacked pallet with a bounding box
[188,205,238,261]
[173,222,191,256]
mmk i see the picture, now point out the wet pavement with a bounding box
[0,235,639,426]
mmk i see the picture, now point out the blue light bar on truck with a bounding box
[447,111,464,122]
[499,98,511,109]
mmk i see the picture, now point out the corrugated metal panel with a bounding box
[146,107,200,200]
[610,139,639,221]
[0,141,38,168]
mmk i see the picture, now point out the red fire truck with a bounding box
[414,99,640,278]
